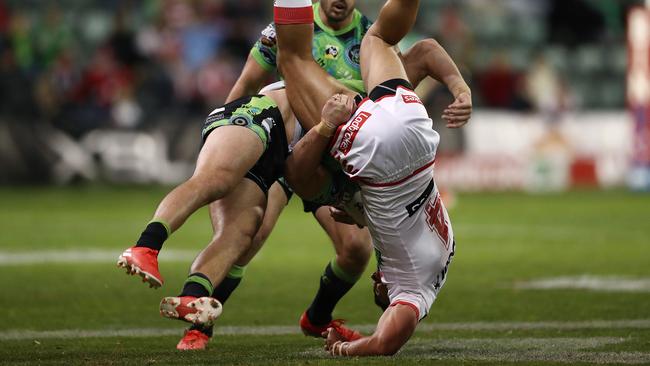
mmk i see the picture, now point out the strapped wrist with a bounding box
[315,120,337,138]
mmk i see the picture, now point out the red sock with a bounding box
[274,0,313,25]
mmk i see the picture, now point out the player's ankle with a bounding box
[190,324,213,338]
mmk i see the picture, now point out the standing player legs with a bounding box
[303,207,371,329]
[177,179,270,349]
[119,126,264,287]
[164,179,267,325]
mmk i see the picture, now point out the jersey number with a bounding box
[424,193,450,250]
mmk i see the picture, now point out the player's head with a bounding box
[320,0,356,23]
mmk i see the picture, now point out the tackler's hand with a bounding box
[321,94,356,128]
[442,91,472,129]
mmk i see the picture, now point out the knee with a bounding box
[253,218,274,246]
[190,170,238,204]
[412,38,442,55]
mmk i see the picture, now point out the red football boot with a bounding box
[160,296,223,326]
[176,329,210,351]
[299,311,362,341]
[117,246,164,288]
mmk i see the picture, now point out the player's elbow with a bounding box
[284,166,312,199]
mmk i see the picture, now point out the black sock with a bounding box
[189,277,241,338]
[135,221,169,251]
[179,272,213,298]
[189,265,246,338]
[306,260,359,326]
[212,276,243,304]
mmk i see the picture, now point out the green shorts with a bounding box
[201,95,288,194]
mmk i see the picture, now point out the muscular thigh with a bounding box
[360,35,409,95]
[208,178,268,242]
[195,126,264,184]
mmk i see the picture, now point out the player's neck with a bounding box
[318,6,354,31]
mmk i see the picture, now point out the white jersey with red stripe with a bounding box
[329,84,455,320]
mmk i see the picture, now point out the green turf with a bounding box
[0,187,649,365]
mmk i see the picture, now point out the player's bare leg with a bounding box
[161,179,266,329]
[274,1,355,128]
[117,127,264,288]
[299,207,371,339]
[230,182,289,266]
[360,0,419,93]
[153,127,263,233]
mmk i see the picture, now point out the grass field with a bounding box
[0,186,649,365]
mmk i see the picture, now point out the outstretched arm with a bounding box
[401,39,472,128]
[325,304,418,356]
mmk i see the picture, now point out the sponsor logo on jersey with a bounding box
[405,179,434,217]
[324,45,340,59]
[205,113,225,125]
[402,94,422,105]
[338,111,371,155]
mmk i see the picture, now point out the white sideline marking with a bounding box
[1,319,649,341]
[0,250,197,265]
[516,276,650,292]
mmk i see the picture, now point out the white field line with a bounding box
[516,276,650,292]
[1,319,649,341]
[0,249,197,265]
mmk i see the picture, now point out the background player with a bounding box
[274,0,470,356]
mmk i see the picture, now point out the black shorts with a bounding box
[201,95,288,194]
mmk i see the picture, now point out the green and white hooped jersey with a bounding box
[250,3,372,81]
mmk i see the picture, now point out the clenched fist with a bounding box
[321,94,356,128]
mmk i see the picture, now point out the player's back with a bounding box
[329,80,439,188]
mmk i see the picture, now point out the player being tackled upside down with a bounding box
[274,0,471,356]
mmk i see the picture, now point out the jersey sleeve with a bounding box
[250,23,278,72]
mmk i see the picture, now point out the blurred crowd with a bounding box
[0,0,267,139]
[0,0,640,140]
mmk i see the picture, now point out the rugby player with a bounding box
[171,0,465,350]
[117,0,470,352]
[274,0,471,356]
[185,0,375,350]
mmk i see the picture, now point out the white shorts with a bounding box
[330,80,455,320]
